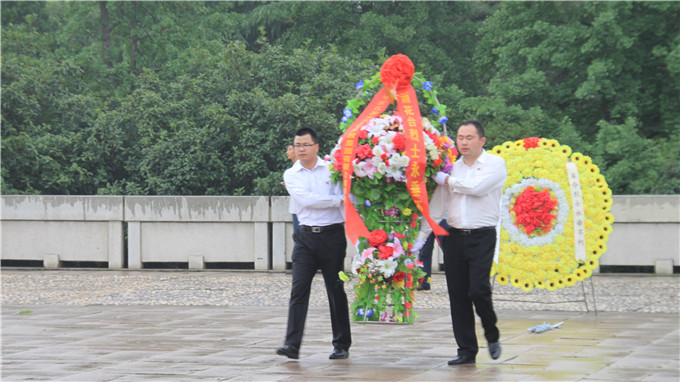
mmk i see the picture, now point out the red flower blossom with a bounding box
[513,186,558,235]
[392,133,406,151]
[356,144,374,160]
[433,158,443,167]
[333,149,344,171]
[404,302,412,309]
[377,245,394,260]
[523,137,541,150]
[372,136,380,145]
[359,129,369,140]
[368,229,388,247]
[380,54,415,92]
[392,271,406,283]
[394,233,406,239]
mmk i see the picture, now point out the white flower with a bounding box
[390,153,410,168]
[351,256,365,274]
[353,161,368,178]
[422,118,435,132]
[367,119,388,137]
[376,258,398,278]
[376,162,388,175]
[385,164,404,180]
[372,146,385,158]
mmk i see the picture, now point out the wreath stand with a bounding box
[492,276,598,315]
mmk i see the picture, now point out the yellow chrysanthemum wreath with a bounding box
[491,137,614,292]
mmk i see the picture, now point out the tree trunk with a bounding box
[99,1,112,68]
[129,2,137,75]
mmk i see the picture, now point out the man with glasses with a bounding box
[276,127,352,360]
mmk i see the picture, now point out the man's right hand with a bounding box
[411,239,425,254]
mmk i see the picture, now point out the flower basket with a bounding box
[329,55,456,324]
[491,137,614,291]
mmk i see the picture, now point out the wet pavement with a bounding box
[2,270,679,381]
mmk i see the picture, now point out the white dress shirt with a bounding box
[283,157,344,227]
[419,150,507,239]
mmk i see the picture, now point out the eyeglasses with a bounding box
[293,143,317,149]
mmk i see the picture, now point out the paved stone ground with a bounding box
[2,270,679,381]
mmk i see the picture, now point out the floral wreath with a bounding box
[491,137,614,292]
[330,55,456,324]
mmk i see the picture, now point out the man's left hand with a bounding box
[433,172,448,185]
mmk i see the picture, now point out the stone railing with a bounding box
[2,195,678,273]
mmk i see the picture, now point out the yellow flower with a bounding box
[338,271,351,282]
[496,274,509,285]
[402,208,412,216]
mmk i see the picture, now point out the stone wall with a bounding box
[2,195,678,273]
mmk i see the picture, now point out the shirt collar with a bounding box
[292,157,325,171]
[456,149,489,166]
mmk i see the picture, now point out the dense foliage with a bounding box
[2,1,678,195]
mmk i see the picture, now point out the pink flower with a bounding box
[392,239,404,257]
[362,247,376,260]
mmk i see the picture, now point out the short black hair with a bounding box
[459,120,485,138]
[295,127,318,143]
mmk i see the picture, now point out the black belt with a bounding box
[449,226,496,236]
[301,223,344,234]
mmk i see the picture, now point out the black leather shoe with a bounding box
[416,284,431,291]
[448,355,475,365]
[276,345,299,359]
[488,341,501,360]
[329,348,349,359]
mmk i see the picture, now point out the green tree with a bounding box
[463,1,680,194]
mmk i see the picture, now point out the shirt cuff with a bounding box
[416,231,430,243]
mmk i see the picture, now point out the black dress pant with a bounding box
[443,227,499,358]
[284,225,351,351]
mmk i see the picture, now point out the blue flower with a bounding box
[343,108,353,118]
[422,81,433,91]
[358,308,374,318]
[439,116,449,125]
[364,199,372,207]
[355,81,364,90]
[341,116,348,123]
[432,107,439,114]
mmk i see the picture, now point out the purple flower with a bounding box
[443,162,454,174]
[422,81,433,91]
[355,81,364,90]
[343,108,353,118]
[439,116,448,125]
[432,107,439,114]
[387,233,395,241]
[383,206,399,217]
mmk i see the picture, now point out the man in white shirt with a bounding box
[414,120,507,365]
[276,127,352,360]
